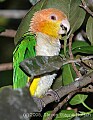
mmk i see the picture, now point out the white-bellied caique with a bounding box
[13,8,70,98]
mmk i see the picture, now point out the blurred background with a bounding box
[0,0,33,87]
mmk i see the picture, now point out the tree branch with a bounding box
[82,85,93,92]
[80,0,93,17]
[69,34,81,77]
[63,56,93,65]
[46,91,77,120]
[0,10,27,19]
[40,71,93,110]
[0,63,13,71]
[0,29,16,38]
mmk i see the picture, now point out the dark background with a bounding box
[0,0,32,87]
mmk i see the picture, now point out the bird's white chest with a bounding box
[34,33,61,97]
[35,33,61,56]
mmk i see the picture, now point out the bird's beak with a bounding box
[58,19,70,35]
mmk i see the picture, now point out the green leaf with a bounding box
[72,41,90,50]
[62,64,76,85]
[67,0,86,35]
[43,110,76,120]
[86,16,93,45]
[69,94,88,105]
[43,111,51,120]
[54,110,76,120]
[61,41,93,55]
[52,74,63,90]
[72,46,93,55]
[14,0,86,45]
[20,56,63,77]
[61,40,92,54]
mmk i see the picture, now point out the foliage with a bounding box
[86,16,93,45]
[0,0,93,120]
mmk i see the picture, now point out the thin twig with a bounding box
[0,29,16,38]
[69,34,81,77]
[0,63,13,71]
[0,10,28,19]
[46,91,77,120]
[63,55,93,65]
[80,0,93,17]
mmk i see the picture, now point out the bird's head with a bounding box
[30,8,70,38]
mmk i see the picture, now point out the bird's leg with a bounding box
[32,96,45,112]
[46,89,60,102]
[32,90,61,111]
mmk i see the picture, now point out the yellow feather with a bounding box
[29,77,40,96]
[41,20,61,38]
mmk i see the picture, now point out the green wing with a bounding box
[13,32,36,89]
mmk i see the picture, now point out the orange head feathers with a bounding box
[30,8,70,38]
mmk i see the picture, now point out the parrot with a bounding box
[13,8,70,98]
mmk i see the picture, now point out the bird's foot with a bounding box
[46,89,60,102]
[32,96,45,112]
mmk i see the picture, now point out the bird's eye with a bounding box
[50,14,57,20]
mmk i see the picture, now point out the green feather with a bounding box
[13,32,36,89]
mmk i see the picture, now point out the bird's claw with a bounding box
[46,89,60,102]
[32,97,45,112]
